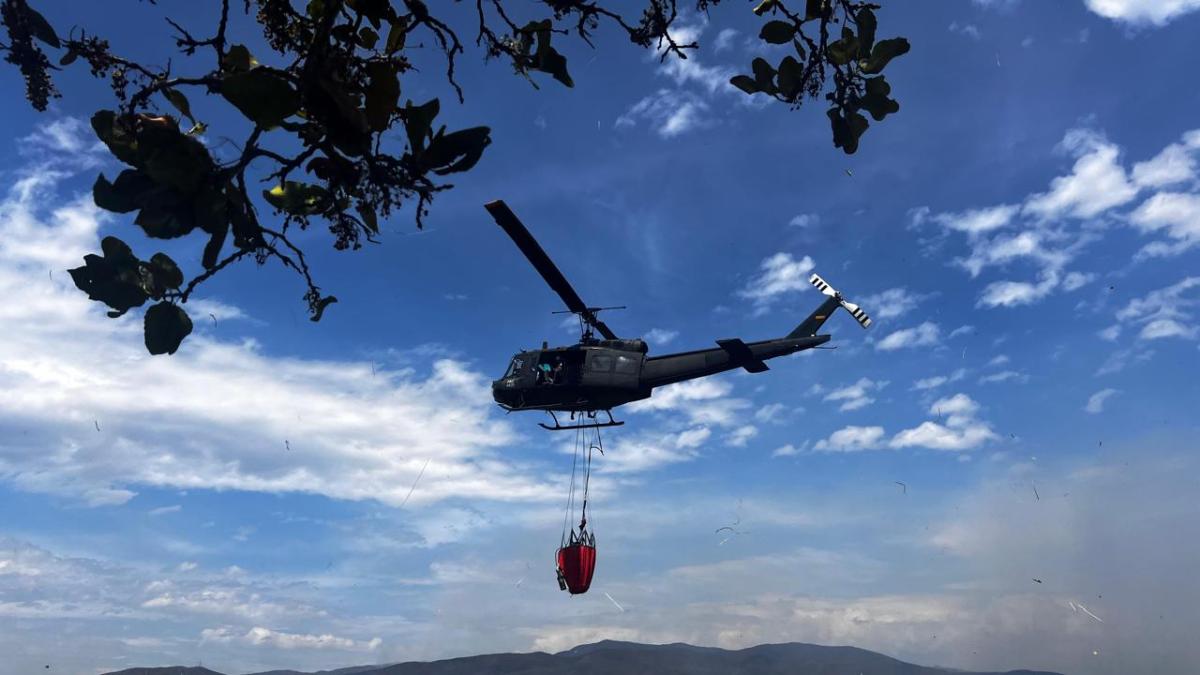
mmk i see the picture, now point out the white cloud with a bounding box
[1114,277,1200,341]
[1083,0,1200,25]
[724,425,758,447]
[1098,325,1121,341]
[771,442,806,457]
[616,89,713,138]
[148,505,182,516]
[0,145,555,510]
[1085,388,1119,413]
[713,28,738,53]
[1061,270,1095,291]
[823,377,888,412]
[737,252,816,310]
[201,626,381,651]
[876,322,940,351]
[1130,192,1200,258]
[813,426,887,452]
[1024,129,1138,220]
[912,369,965,391]
[1132,139,1198,188]
[629,378,749,427]
[948,325,975,339]
[948,22,982,39]
[985,355,1010,367]
[977,271,1060,308]
[754,402,790,424]
[859,287,927,320]
[978,370,1028,385]
[788,213,820,228]
[644,328,679,346]
[889,394,997,452]
[933,204,1020,235]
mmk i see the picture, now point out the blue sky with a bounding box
[1,1,1199,673]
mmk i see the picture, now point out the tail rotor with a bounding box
[810,273,872,329]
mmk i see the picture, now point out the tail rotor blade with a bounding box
[840,301,872,329]
[810,273,838,298]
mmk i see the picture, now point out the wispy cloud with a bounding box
[1084,388,1119,413]
[876,322,940,351]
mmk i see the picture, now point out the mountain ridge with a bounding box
[102,640,1064,675]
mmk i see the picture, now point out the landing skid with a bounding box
[539,410,625,431]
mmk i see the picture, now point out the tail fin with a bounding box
[787,273,872,338]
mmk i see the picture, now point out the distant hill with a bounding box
[105,640,1064,675]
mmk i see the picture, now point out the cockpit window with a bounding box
[504,357,524,378]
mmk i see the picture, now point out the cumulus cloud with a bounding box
[615,89,714,138]
[859,287,928,320]
[788,213,820,228]
[1130,192,1200,258]
[912,369,966,391]
[890,394,997,452]
[876,322,940,351]
[978,370,1028,385]
[1083,0,1200,25]
[645,328,679,345]
[628,378,750,427]
[823,377,888,412]
[1113,277,1200,341]
[813,426,887,452]
[1025,129,1138,220]
[736,252,816,310]
[0,132,557,509]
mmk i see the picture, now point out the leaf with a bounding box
[310,295,337,322]
[828,108,869,154]
[21,4,60,48]
[759,20,796,45]
[364,62,400,132]
[91,110,140,166]
[202,224,228,269]
[827,27,859,66]
[861,37,910,74]
[222,44,255,72]
[148,253,184,291]
[358,26,379,50]
[856,7,877,57]
[93,170,155,213]
[135,201,195,239]
[67,237,149,314]
[751,57,777,94]
[385,18,407,53]
[263,182,331,215]
[805,0,827,21]
[163,89,195,123]
[136,122,213,194]
[537,45,574,88]
[858,76,899,121]
[404,98,440,152]
[221,68,299,128]
[777,56,805,99]
[729,75,760,95]
[356,202,378,234]
[421,126,491,176]
[144,302,193,355]
[59,49,77,66]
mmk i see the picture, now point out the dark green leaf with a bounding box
[21,4,60,48]
[93,170,155,214]
[59,49,77,66]
[404,98,439,152]
[135,200,195,239]
[67,237,149,314]
[356,203,379,234]
[358,26,379,49]
[536,46,574,88]
[805,0,827,21]
[856,8,877,57]
[828,108,869,154]
[729,74,760,95]
[202,224,228,269]
[222,44,255,72]
[163,89,195,123]
[751,57,777,94]
[385,18,407,53]
[263,182,331,215]
[364,62,400,132]
[421,126,492,176]
[861,37,910,74]
[828,27,859,66]
[144,302,193,355]
[777,56,804,99]
[858,76,899,121]
[221,68,299,128]
[759,21,796,45]
[91,111,140,166]
[136,121,213,194]
[310,295,337,322]
[148,253,184,291]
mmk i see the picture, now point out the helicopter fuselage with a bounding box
[492,334,831,414]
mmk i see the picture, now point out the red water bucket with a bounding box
[556,536,596,595]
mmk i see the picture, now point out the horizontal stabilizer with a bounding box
[716,338,769,373]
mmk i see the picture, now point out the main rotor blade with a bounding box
[485,200,618,340]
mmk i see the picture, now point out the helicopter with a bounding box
[485,200,873,430]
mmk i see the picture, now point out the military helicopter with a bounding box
[485,200,873,430]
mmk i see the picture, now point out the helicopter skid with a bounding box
[537,410,625,431]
